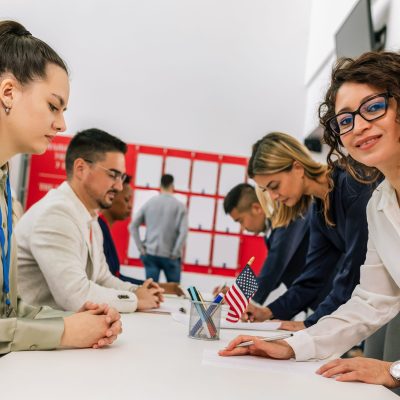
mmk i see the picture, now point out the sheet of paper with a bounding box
[142,298,188,314]
[223,320,282,330]
[202,349,326,375]
[171,313,282,331]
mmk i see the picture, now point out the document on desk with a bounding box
[171,312,281,330]
[202,349,326,375]
[142,298,188,314]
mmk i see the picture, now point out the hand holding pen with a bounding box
[212,282,229,298]
[218,334,295,359]
[241,302,273,322]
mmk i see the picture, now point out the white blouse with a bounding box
[286,179,400,361]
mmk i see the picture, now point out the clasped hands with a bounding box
[136,278,165,310]
[62,301,122,349]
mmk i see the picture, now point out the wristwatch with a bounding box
[389,360,400,381]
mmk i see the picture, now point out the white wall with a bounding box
[384,0,400,51]
[2,0,311,158]
[303,0,397,136]
[303,0,358,136]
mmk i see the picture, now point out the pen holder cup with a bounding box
[188,300,221,341]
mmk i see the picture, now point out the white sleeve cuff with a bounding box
[284,330,318,361]
[108,292,138,313]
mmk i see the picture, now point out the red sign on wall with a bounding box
[25,136,70,209]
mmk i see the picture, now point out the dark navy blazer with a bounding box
[98,215,144,286]
[252,213,310,305]
[268,167,377,327]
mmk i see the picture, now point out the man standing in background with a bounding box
[130,174,188,283]
[99,175,184,295]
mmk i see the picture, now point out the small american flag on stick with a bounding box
[225,257,259,322]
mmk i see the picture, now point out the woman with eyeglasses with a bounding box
[235,132,377,333]
[0,20,122,354]
[219,51,400,390]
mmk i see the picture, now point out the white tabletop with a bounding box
[0,299,397,400]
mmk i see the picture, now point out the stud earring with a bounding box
[5,107,10,115]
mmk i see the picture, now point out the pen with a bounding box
[192,293,224,336]
[235,333,293,348]
[220,281,227,292]
[188,286,214,338]
[194,287,218,337]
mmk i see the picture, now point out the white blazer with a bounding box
[286,179,400,360]
[16,182,138,313]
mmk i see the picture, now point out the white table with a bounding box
[0,299,397,400]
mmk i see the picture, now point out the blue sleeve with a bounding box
[118,274,144,285]
[98,218,119,277]
[267,204,342,320]
[98,218,145,286]
[252,215,309,304]
[304,189,370,327]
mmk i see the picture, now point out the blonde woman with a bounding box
[239,132,378,331]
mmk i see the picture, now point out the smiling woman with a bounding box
[221,52,400,392]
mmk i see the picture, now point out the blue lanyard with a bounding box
[0,175,13,306]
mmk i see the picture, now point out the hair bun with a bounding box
[16,29,31,37]
[0,20,31,37]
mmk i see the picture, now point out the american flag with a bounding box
[225,264,259,322]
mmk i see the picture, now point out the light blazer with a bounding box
[16,182,138,313]
[0,166,65,354]
[286,179,400,360]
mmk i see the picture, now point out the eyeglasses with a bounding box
[327,92,392,136]
[83,159,127,183]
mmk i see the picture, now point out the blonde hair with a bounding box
[248,132,328,228]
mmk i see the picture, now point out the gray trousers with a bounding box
[364,313,400,396]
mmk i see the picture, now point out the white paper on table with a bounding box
[171,313,282,330]
[202,349,326,375]
[223,320,282,330]
[142,298,188,314]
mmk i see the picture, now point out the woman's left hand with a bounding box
[317,357,399,388]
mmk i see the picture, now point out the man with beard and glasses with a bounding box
[16,128,164,313]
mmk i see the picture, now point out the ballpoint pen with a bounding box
[191,292,224,336]
[235,333,293,348]
[187,286,214,338]
[194,287,218,337]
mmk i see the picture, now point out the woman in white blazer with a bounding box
[219,51,400,390]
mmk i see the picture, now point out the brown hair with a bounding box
[0,20,68,84]
[248,132,328,228]
[319,51,395,184]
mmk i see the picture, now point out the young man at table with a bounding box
[220,183,311,305]
[98,175,184,295]
[16,128,163,313]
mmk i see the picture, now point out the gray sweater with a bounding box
[130,193,188,258]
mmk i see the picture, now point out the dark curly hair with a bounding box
[319,51,400,184]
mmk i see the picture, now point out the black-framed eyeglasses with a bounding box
[83,159,127,183]
[327,92,392,137]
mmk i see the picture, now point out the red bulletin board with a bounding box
[25,136,267,278]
